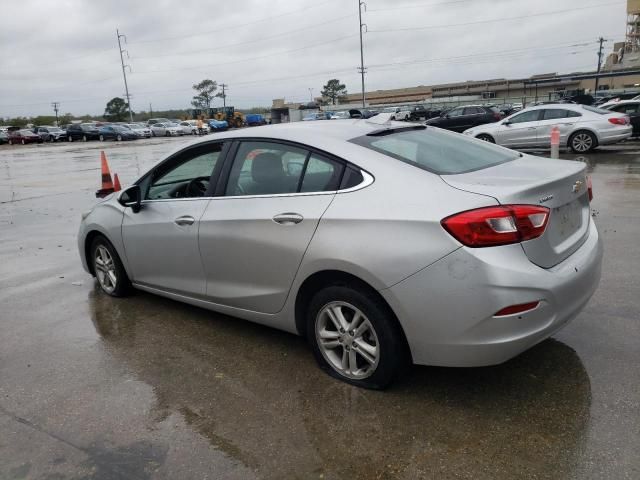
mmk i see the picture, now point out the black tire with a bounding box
[165,131,170,137]
[476,133,495,143]
[116,134,122,141]
[99,135,105,142]
[8,139,12,145]
[90,236,131,297]
[82,135,87,142]
[68,135,73,142]
[21,139,25,145]
[49,135,55,142]
[306,284,407,389]
[569,130,597,153]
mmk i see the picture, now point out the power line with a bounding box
[368,0,476,12]
[368,1,625,33]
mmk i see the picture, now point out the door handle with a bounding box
[527,127,536,130]
[272,213,304,225]
[174,215,195,226]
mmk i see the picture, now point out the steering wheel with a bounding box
[186,176,210,197]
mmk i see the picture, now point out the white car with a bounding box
[150,122,182,137]
[394,106,412,121]
[126,124,152,138]
[463,104,631,153]
[330,111,350,119]
[179,120,208,135]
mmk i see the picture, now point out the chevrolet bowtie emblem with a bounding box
[572,180,583,193]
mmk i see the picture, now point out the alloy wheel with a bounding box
[572,133,593,152]
[315,301,380,380]
[94,245,117,294]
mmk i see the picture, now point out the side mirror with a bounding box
[118,185,141,213]
[502,120,511,126]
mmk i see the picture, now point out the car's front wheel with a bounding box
[306,284,406,389]
[82,135,87,142]
[116,134,122,141]
[68,136,73,142]
[91,236,131,297]
[99,135,105,142]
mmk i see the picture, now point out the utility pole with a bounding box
[116,29,134,123]
[358,0,367,108]
[309,88,314,102]
[594,37,606,92]
[149,103,152,116]
[51,102,60,126]
[219,83,228,108]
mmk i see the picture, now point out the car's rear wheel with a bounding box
[99,135,105,142]
[476,133,495,143]
[306,285,406,389]
[82,135,87,142]
[21,139,25,145]
[569,130,596,153]
[91,236,131,297]
[116,134,122,141]
[8,139,12,145]
[68,136,73,142]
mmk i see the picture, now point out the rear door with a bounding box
[495,109,542,147]
[121,141,226,295]
[440,107,465,131]
[462,107,485,130]
[199,140,344,313]
[610,102,640,135]
[534,108,579,147]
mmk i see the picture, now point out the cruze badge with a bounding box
[539,194,553,204]
[572,180,583,193]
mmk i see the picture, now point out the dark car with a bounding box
[8,129,42,145]
[66,123,101,142]
[408,105,436,121]
[424,105,503,132]
[0,131,8,144]
[34,126,66,142]
[605,101,640,136]
[98,125,138,141]
[349,108,378,119]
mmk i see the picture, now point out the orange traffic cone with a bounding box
[96,151,115,198]
[113,173,122,192]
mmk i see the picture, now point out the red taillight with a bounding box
[441,205,550,247]
[608,116,628,125]
[586,175,593,202]
[494,301,540,317]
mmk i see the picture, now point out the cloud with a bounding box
[0,0,625,117]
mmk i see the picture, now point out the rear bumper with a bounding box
[381,221,603,367]
[597,126,632,145]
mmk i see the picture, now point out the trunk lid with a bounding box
[441,155,590,268]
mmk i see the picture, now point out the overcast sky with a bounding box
[0,0,626,117]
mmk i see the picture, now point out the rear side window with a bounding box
[566,110,582,118]
[350,128,519,175]
[300,154,343,193]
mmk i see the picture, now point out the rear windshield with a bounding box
[350,127,519,175]
[582,105,612,115]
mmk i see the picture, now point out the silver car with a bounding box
[463,103,631,152]
[78,121,603,388]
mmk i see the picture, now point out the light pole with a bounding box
[358,0,367,108]
[309,88,314,103]
[116,29,134,123]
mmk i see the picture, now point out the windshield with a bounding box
[49,127,62,132]
[350,127,519,175]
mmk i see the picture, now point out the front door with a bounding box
[494,109,542,147]
[534,108,579,147]
[122,142,225,296]
[199,140,343,314]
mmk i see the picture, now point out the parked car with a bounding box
[150,122,182,137]
[303,112,328,121]
[208,119,229,131]
[125,123,152,138]
[99,125,138,142]
[178,120,200,135]
[330,111,351,119]
[78,120,602,389]
[67,123,101,142]
[8,129,42,145]
[348,109,377,119]
[0,131,8,144]
[34,126,66,142]
[463,104,631,153]
[408,105,432,121]
[425,105,503,132]
[147,118,170,126]
[603,100,640,136]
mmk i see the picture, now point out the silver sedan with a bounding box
[463,103,631,152]
[78,120,603,388]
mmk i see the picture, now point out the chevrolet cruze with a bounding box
[78,120,603,388]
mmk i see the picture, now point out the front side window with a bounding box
[146,143,223,200]
[447,108,464,117]
[509,110,541,124]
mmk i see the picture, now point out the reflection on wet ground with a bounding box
[1,140,639,479]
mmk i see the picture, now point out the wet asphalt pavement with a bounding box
[0,137,638,479]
